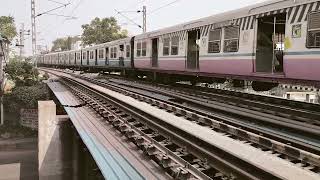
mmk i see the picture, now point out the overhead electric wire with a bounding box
[48,0,68,6]
[36,3,71,17]
[114,9,142,29]
[45,13,77,19]
[124,0,182,23]
[148,0,182,15]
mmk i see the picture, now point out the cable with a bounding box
[48,0,68,6]
[45,13,77,19]
[36,3,71,17]
[148,0,182,15]
[114,9,142,29]
[69,0,84,16]
[124,0,182,24]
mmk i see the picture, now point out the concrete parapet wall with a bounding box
[38,100,75,180]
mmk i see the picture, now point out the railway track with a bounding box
[73,75,320,146]
[43,68,320,179]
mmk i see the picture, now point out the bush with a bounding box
[4,83,49,113]
[5,57,40,86]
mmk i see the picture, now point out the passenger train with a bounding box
[37,0,320,90]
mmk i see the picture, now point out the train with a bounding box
[37,0,320,90]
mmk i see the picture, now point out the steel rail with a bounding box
[59,76,285,180]
[41,68,320,168]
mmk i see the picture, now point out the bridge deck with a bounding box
[47,81,170,180]
[57,72,320,180]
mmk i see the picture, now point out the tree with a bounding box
[0,16,17,40]
[81,17,128,45]
[51,36,81,52]
[5,56,40,86]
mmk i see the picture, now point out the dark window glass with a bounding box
[163,38,170,56]
[208,29,221,53]
[307,11,320,48]
[171,36,179,55]
[223,26,239,52]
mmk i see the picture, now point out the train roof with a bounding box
[135,0,318,39]
[41,0,319,55]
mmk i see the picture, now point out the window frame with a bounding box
[208,28,222,53]
[77,53,81,60]
[171,36,179,55]
[89,51,94,60]
[98,49,104,59]
[82,52,87,60]
[126,45,130,58]
[110,47,113,58]
[306,11,320,48]
[223,26,240,53]
[137,42,142,57]
[163,37,170,56]
[142,41,147,57]
[110,47,117,59]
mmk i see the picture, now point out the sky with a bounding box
[0,0,267,56]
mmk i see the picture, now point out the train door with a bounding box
[187,29,200,69]
[130,37,135,67]
[119,44,124,67]
[95,49,98,65]
[105,47,109,66]
[151,38,158,67]
[86,51,90,65]
[256,13,285,73]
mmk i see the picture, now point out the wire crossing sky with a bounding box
[0,0,266,55]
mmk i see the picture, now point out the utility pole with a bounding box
[31,0,37,56]
[142,6,147,33]
[0,35,9,126]
[19,23,24,58]
[19,23,29,58]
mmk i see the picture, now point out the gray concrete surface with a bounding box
[38,100,75,180]
[0,149,38,180]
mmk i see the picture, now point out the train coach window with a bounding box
[208,29,221,53]
[126,45,130,58]
[142,42,147,56]
[307,11,320,48]
[163,38,170,56]
[98,49,104,59]
[89,51,94,59]
[114,47,117,58]
[171,36,179,55]
[110,48,114,58]
[137,42,142,57]
[110,47,117,58]
[223,26,239,52]
[77,53,81,60]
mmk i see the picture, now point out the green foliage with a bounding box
[0,16,17,40]
[0,124,37,138]
[51,36,80,52]
[4,83,49,113]
[81,17,128,45]
[5,57,39,86]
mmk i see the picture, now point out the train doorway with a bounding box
[105,47,109,66]
[187,30,200,69]
[95,49,98,65]
[151,38,158,67]
[119,44,124,67]
[256,13,285,73]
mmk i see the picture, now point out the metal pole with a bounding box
[272,16,276,74]
[143,6,146,33]
[31,0,37,56]
[19,23,25,58]
[0,42,5,126]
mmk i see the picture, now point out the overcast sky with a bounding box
[1,0,266,55]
